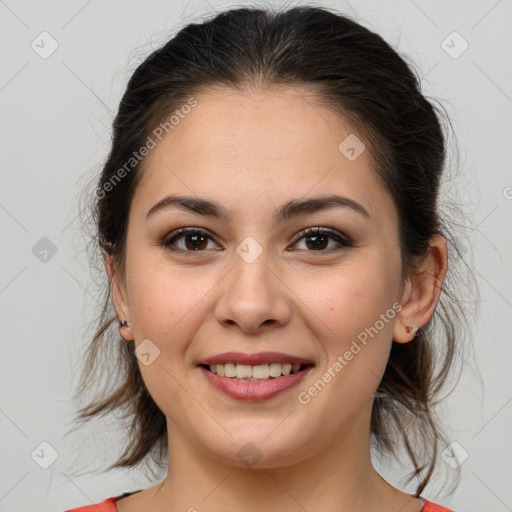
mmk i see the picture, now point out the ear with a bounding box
[393,234,448,343]
[103,251,134,341]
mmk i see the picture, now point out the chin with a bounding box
[200,427,315,469]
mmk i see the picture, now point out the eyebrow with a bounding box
[146,193,370,223]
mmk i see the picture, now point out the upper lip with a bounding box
[196,352,315,366]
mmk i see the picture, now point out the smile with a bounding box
[200,362,309,381]
[197,361,314,401]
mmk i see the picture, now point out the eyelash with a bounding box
[161,226,352,254]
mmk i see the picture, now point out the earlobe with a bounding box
[405,325,419,336]
[393,279,418,343]
[393,234,448,344]
[103,251,134,341]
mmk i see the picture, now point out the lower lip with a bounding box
[198,366,314,401]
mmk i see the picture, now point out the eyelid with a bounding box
[161,227,221,249]
[292,226,352,247]
[161,225,352,252]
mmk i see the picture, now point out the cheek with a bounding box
[128,273,177,334]
[126,265,211,416]
[126,258,222,354]
[126,258,184,343]
[298,253,401,399]
[303,259,399,340]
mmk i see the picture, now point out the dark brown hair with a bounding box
[69,4,474,496]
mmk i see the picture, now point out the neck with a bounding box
[141,403,419,512]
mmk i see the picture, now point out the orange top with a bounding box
[64,492,456,511]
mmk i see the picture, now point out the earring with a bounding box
[119,320,134,341]
[405,325,420,337]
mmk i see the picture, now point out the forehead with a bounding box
[153,85,359,164]
[132,85,396,225]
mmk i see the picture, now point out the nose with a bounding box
[214,248,292,334]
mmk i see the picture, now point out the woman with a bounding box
[65,5,469,511]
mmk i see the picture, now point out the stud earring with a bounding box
[119,320,134,341]
[405,325,420,337]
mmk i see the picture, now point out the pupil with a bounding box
[307,235,327,250]
[187,234,207,250]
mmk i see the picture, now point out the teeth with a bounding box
[224,363,236,378]
[253,364,270,379]
[269,363,282,377]
[208,362,304,380]
[236,364,253,379]
[281,363,292,376]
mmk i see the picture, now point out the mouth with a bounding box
[196,352,315,401]
[198,362,314,381]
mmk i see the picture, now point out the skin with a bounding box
[107,85,448,512]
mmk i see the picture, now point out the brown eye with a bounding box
[293,227,351,252]
[162,228,219,252]
[161,226,351,254]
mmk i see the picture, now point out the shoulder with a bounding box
[421,499,456,512]
[64,495,119,512]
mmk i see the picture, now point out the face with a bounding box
[110,86,409,468]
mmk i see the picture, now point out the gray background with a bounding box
[1,1,511,511]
